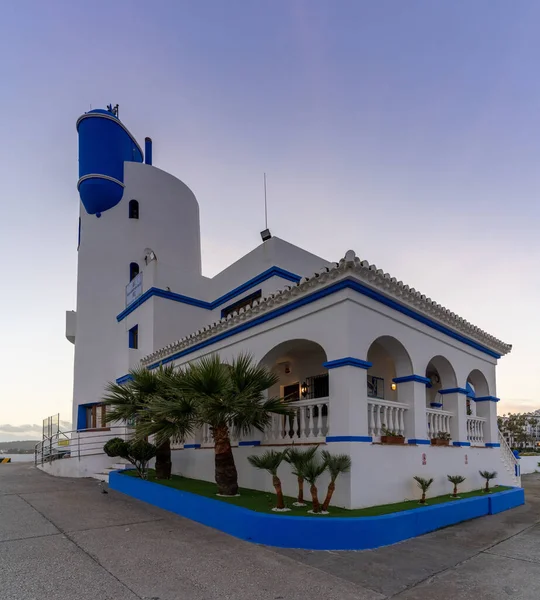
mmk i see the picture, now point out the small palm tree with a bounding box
[413,476,434,504]
[447,475,466,498]
[248,450,288,510]
[479,470,497,493]
[284,446,318,506]
[298,454,328,513]
[321,451,351,512]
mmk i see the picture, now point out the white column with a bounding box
[394,376,429,445]
[326,360,370,440]
[440,389,468,446]
[475,396,499,445]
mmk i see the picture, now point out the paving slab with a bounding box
[393,552,540,600]
[71,517,385,600]
[0,494,58,542]
[21,488,165,532]
[0,534,139,600]
[0,462,86,495]
[484,523,540,564]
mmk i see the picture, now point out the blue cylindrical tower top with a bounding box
[76,108,143,215]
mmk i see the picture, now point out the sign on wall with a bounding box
[126,272,143,307]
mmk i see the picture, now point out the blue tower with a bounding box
[76,106,143,215]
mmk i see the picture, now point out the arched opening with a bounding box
[425,355,457,408]
[467,369,490,420]
[366,336,413,402]
[129,262,140,281]
[129,199,139,219]
[259,339,329,443]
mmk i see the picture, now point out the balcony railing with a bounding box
[426,408,453,439]
[263,397,329,444]
[467,416,486,444]
[368,398,408,437]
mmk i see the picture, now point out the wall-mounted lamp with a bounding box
[391,382,397,391]
[301,381,309,398]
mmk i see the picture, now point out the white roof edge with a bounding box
[141,250,512,366]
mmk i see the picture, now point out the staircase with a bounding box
[92,462,131,483]
[498,430,521,487]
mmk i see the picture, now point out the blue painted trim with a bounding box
[128,324,138,349]
[110,472,524,551]
[184,443,201,449]
[116,266,301,322]
[238,441,261,446]
[76,405,87,430]
[439,388,469,395]
[393,375,431,385]
[475,396,500,403]
[115,374,133,385]
[430,402,443,408]
[452,441,471,447]
[326,436,373,443]
[485,443,501,448]
[323,358,372,370]
[408,439,431,445]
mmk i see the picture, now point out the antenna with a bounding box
[260,172,272,242]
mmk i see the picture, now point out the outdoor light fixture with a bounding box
[301,381,309,398]
[260,228,272,242]
[391,383,397,391]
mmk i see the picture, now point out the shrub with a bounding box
[413,476,434,504]
[103,438,157,479]
[103,437,129,459]
[479,470,497,493]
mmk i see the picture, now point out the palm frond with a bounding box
[247,450,287,475]
[321,451,352,480]
[447,475,466,485]
[413,476,434,491]
[297,455,327,486]
[284,446,319,476]
[479,470,497,480]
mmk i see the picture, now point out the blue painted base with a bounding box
[109,473,525,551]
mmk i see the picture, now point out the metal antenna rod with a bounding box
[264,172,268,229]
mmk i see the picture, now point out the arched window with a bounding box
[129,200,139,219]
[129,262,140,281]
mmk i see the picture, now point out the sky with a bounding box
[1,0,539,440]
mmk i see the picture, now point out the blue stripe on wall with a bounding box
[393,375,431,385]
[439,388,469,395]
[323,357,372,370]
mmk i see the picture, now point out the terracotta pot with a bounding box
[431,438,450,447]
[381,435,405,445]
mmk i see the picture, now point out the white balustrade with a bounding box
[368,399,408,437]
[426,408,453,439]
[201,423,213,447]
[263,397,329,444]
[467,416,486,444]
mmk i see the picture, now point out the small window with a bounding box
[129,199,139,219]
[129,325,139,349]
[221,290,262,319]
[129,262,139,281]
[86,404,107,429]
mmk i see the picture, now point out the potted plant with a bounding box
[447,474,466,498]
[413,475,434,504]
[381,426,405,445]
[479,470,497,493]
[431,431,451,446]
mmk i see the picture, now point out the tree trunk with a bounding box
[485,480,489,493]
[297,476,304,504]
[453,485,458,497]
[420,491,426,504]
[273,474,285,509]
[321,480,335,512]
[310,484,320,513]
[213,423,238,496]
[155,439,172,479]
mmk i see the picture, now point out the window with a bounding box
[129,262,139,281]
[283,383,300,402]
[367,375,384,399]
[221,290,262,319]
[86,404,107,430]
[129,325,139,349]
[129,199,139,219]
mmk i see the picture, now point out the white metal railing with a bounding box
[264,397,329,444]
[426,408,453,439]
[498,429,521,486]
[368,399,408,437]
[467,416,486,444]
[34,426,132,465]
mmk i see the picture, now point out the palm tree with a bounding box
[247,450,288,510]
[103,366,178,479]
[283,446,318,506]
[479,470,497,493]
[321,451,351,511]
[447,475,466,498]
[179,353,290,496]
[413,476,434,504]
[298,454,328,513]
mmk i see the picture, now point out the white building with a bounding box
[42,106,521,507]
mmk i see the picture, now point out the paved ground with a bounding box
[1,464,539,600]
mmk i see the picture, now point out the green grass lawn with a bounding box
[121,470,510,517]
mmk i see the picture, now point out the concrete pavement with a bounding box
[1,462,539,600]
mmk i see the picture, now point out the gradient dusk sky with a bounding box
[1,1,539,438]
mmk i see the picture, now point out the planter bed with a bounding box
[109,470,524,550]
